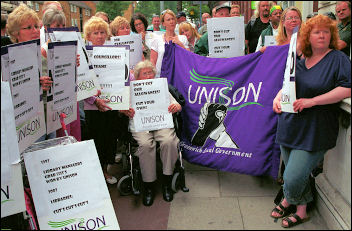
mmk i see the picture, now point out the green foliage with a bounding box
[135,1,178,24]
[96,1,132,21]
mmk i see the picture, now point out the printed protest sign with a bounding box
[280,27,298,113]
[264,36,276,47]
[23,140,120,230]
[88,45,130,110]
[1,81,26,218]
[1,40,46,153]
[109,34,143,70]
[48,27,100,101]
[208,17,245,58]
[131,78,173,131]
[1,163,26,218]
[46,41,78,134]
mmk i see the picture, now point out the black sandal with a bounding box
[281,213,310,228]
[270,202,293,218]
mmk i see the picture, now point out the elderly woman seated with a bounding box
[121,60,182,206]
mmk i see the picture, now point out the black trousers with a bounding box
[85,110,129,165]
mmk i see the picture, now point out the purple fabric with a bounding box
[84,95,98,110]
[161,43,289,178]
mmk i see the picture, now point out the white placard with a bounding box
[281,27,298,113]
[90,46,130,110]
[208,17,245,58]
[46,41,78,134]
[1,81,21,184]
[109,34,143,70]
[48,28,100,101]
[131,78,173,132]
[8,41,40,125]
[1,41,46,153]
[264,35,276,47]
[23,140,119,230]
[1,163,26,218]
[47,41,77,110]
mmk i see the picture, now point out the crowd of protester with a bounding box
[1,1,351,227]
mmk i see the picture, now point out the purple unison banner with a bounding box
[161,43,289,178]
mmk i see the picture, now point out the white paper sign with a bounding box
[45,41,78,134]
[1,40,46,153]
[1,163,26,218]
[264,35,276,47]
[23,140,120,230]
[48,28,100,101]
[47,41,77,110]
[89,46,130,110]
[8,42,40,125]
[281,27,298,113]
[131,78,173,132]
[1,81,21,184]
[109,34,143,70]
[208,17,245,58]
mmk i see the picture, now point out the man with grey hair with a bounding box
[245,1,273,54]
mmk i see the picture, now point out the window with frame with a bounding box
[71,18,74,26]
[70,4,73,12]
[74,5,77,13]
[75,19,78,26]
[35,3,39,12]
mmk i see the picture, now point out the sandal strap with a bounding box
[278,202,286,211]
[272,207,284,216]
[283,213,303,227]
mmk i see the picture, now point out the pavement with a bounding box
[107,159,329,230]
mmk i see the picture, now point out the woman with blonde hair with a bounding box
[83,16,129,185]
[150,9,189,77]
[178,21,201,52]
[271,15,350,228]
[110,16,130,37]
[275,6,302,46]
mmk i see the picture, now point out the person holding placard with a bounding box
[271,15,351,228]
[179,21,201,53]
[40,8,82,142]
[83,16,129,185]
[6,4,57,142]
[130,13,150,60]
[121,60,182,206]
[194,3,231,57]
[150,9,189,78]
[255,5,282,52]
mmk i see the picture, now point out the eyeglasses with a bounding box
[21,25,40,30]
[285,16,300,21]
[134,22,144,27]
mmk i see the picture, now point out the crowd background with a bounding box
[1,0,350,229]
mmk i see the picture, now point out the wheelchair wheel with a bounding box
[117,175,132,196]
[171,172,180,192]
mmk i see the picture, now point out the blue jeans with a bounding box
[280,145,326,205]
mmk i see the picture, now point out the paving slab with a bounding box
[219,171,280,197]
[168,197,243,230]
[174,170,220,198]
[238,196,328,230]
[183,160,217,171]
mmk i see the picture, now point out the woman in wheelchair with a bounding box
[121,60,182,206]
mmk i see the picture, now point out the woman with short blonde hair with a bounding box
[6,3,39,43]
[109,16,130,36]
[133,60,156,79]
[83,16,110,41]
[42,8,66,28]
